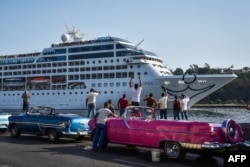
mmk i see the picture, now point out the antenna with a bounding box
[135,39,144,49]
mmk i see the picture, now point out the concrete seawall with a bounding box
[240,123,250,140]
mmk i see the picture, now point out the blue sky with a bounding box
[0,0,249,71]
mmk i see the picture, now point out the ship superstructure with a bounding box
[0,26,237,110]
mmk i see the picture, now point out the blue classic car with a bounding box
[0,110,11,132]
[8,106,90,142]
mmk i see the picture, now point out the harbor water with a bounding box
[2,107,250,124]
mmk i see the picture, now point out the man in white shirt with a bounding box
[158,85,168,119]
[86,88,100,118]
[129,75,142,106]
[92,102,117,151]
[180,94,190,120]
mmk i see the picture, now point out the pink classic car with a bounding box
[89,106,250,160]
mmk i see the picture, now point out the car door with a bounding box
[22,114,41,133]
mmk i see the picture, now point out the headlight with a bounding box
[60,120,71,127]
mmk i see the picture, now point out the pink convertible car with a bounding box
[89,106,250,160]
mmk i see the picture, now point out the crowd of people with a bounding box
[20,75,191,151]
[85,75,190,121]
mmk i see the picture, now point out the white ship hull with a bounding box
[0,26,237,111]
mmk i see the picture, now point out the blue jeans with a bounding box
[181,110,188,120]
[92,123,106,149]
[173,109,180,120]
[120,108,125,116]
[87,103,96,118]
[160,109,167,119]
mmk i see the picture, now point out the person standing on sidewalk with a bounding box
[129,75,142,106]
[117,94,128,116]
[92,102,118,151]
[86,88,100,118]
[180,94,190,120]
[158,85,168,119]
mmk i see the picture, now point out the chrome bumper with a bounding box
[62,131,90,136]
[201,140,250,150]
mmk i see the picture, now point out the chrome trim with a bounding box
[62,131,89,135]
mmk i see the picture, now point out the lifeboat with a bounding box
[52,76,66,83]
[30,77,50,84]
[3,78,25,87]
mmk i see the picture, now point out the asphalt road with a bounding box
[0,132,224,167]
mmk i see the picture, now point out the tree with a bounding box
[173,68,184,75]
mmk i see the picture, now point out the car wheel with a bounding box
[48,129,59,142]
[10,124,21,138]
[164,141,186,160]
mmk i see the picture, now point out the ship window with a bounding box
[137,72,141,75]
[129,72,134,77]
[122,82,127,87]
[116,59,119,62]
[58,92,60,95]
[116,73,121,78]
[111,60,113,63]
[104,83,108,87]
[144,72,147,75]
[104,73,109,78]
[116,82,120,87]
[110,83,114,87]
[98,66,102,70]
[92,83,96,87]
[92,74,97,79]
[122,72,127,78]
[111,91,113,94]
[130,65,133,68]
[98,83,102,87]
[92,61,95,64]
[97,73,102,78]
[98,60,101,63]
[52,69,56,73]
[47,93,50,95]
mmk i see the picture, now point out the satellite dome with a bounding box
[61,33,69,42]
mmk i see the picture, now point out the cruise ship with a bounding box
[0,26,237,110]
